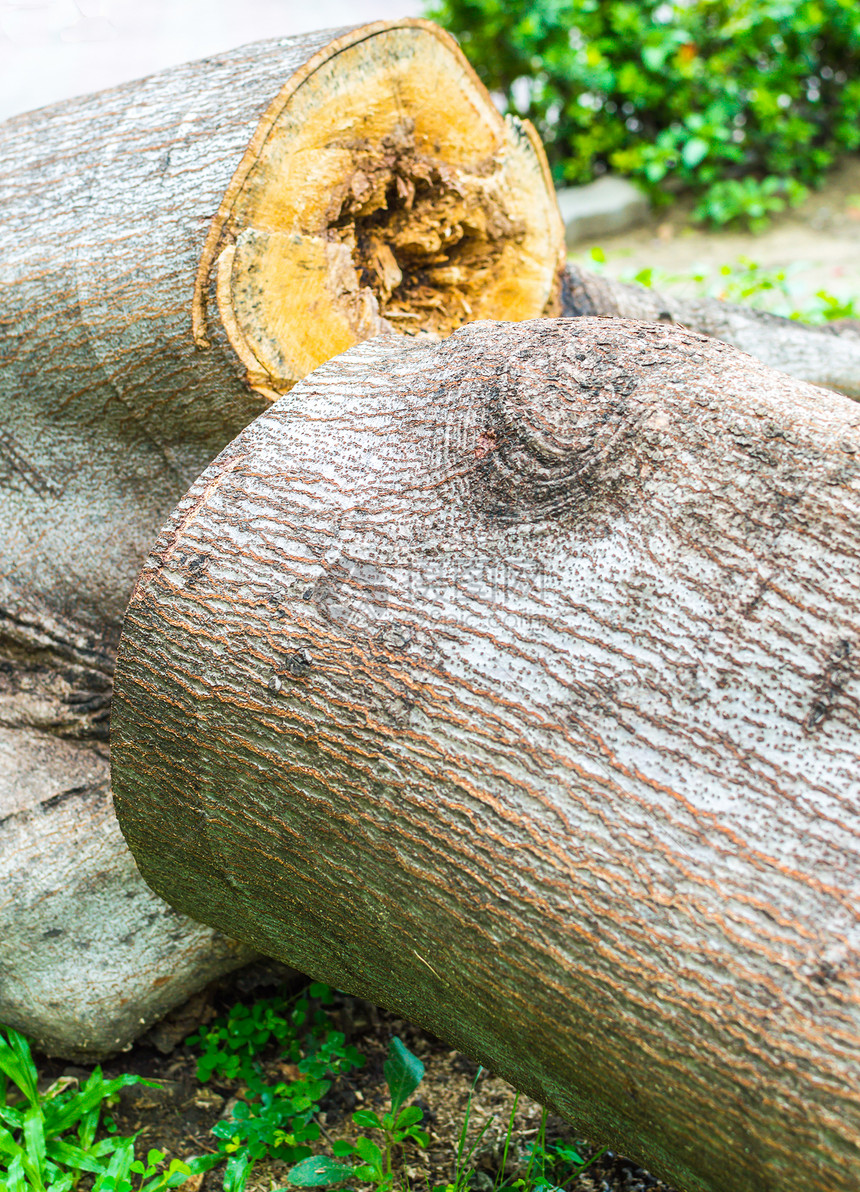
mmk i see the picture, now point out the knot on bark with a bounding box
[456,320,646,521]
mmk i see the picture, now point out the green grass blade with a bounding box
[3,1152,27,1192]
[0,1120,25,1160]
[76,1105,100,1152]
[454,1066,482,1185]
[91,1136,135,1192]
[45,1138,114,1175]
[44,1174,74,1192]
[462,1113,495,1167]
[0,1031,38,1105]
[491,1093,519,1192]
[0,1105,25,1130]
[222,1152,251,1192]
[23,1104,48,1188]
[49,1074,151,1137]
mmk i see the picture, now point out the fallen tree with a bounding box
[114,317,860,1192]
[0,19,563,1056]
[561,263,860,400]
[3,12,857,1068]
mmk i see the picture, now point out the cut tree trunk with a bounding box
[562,263,860,400]
[0,19,564,1056]
[113,318,860,1192]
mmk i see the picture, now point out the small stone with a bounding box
[555,175,650,246]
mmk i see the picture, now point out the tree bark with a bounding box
[0,19,564,1056]
[562,263,860,400]
[113,317,860,1192]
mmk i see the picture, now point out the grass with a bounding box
[0,1027,218,1192]
[0,988,609,1192]
[580,247,860,325]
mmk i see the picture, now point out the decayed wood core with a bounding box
[197,22,564,397]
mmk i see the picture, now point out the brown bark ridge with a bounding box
[562,263,860,401]
[0,19,562,1056]
[113,317,860,1192]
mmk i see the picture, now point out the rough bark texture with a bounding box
[0,18,563,1057]
[113,318,860,1192]
[0,753,251,1059]
[0,23,393,1056]
[562,262,860,400]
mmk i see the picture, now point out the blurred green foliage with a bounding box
[426,0,860,228]
[580,247,860,321]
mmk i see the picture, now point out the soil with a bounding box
[569,154,860,304]
[36,963,677,1192]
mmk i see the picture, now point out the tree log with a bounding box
[113,318,860,1192]
[562,263,860,401]
[0,19,563,1056]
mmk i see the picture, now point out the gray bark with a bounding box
[562,263,860,400]
[113,317,860,1192]
[0,15,562,1057]
[0,25,376,1055]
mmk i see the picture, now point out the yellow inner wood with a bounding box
[216,24,564,395]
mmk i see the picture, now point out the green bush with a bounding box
[426,0,860,227]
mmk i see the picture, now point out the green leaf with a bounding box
[49,1073,153,1137]
[0,1121,25,1160]
[0,1031,39,1105]
[23,1104,47,1183]
[681,136,709,168]
[285,1157,356,1187]
[223,1153,251,1192]
[394,1106,423,1131]
[331,1142,354,1158]
[641,44,666,71]
[92,1136,135,1192]
[45,1138,111,1176]
[353,1138,383,1171]
[44,1173,75,1192]
[4,1153,27,1192]
[350,1110,381,1130]
[383,1039,424,1117]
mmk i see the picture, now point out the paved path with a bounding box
[0,0,422,122]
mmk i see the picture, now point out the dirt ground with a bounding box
[39,964,677,1192]
[569,155,860,305]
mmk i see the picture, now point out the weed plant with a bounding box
[186,984,363,1192]
[582,247,860,324]
[285,1039,606,1192]
[1,987,609,1192]
[0,1027,215,1192]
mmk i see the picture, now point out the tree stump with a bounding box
[0,19,562,1057]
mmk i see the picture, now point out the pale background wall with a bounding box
[0,0,423,122]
